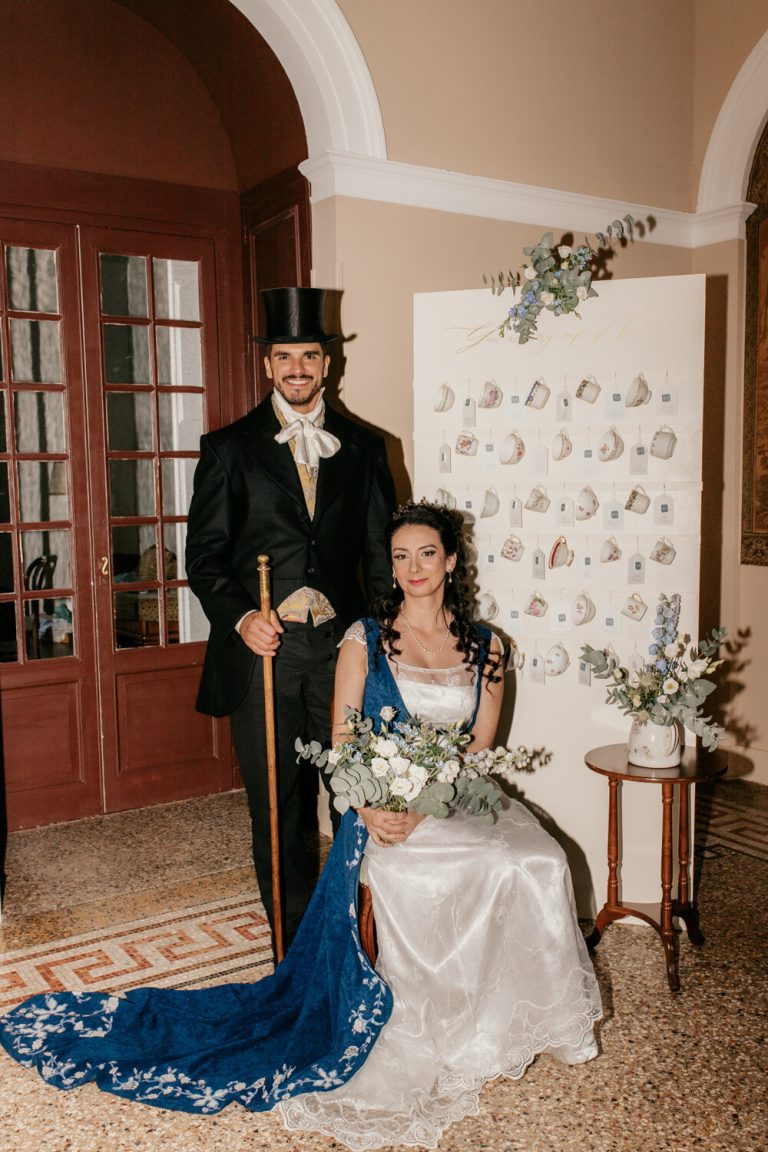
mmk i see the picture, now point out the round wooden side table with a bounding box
[585,744,726,993]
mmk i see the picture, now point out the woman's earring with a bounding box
[447,570,453,584]
[392,571,397,589]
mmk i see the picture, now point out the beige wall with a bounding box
[338,0,695,209]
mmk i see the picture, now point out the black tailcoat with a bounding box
[186,395,396,717]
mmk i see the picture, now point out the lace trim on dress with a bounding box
[278,966,600,1150]
[339,622,502,689]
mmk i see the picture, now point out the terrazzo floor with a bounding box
[0,781,766,1152]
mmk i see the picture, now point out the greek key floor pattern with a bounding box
[0,894,273,1012]
[695,783,768,862]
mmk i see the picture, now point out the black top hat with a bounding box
[252,287,339,345]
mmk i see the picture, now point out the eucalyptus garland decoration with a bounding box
[485,216,635,344]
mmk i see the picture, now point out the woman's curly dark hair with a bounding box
[373,500,501,683]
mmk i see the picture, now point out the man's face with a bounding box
[264,343,330,414]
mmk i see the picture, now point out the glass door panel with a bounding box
[97,246,207,649]
[0,237,75,664]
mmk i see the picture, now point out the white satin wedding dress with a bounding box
[279,629,602,1149]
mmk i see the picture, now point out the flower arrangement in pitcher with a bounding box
[296,706,541,824]
[580,593,727,750]
[484,216,635,344]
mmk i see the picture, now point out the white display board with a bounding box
[413,276,705,913]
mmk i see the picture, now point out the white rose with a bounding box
[664,642,678,659]
[687,658,709,679]
[388,755,412,776]
[389,777,411,797]
[408,764,429,787]
[576,285,588,300]
[327,747,343,766]
[370,757,390,778]
[373,737,397,759]
[540,291,555,305]
[523,266,537,281]
[379,706,397,722]
[663,677,679,695]
[557,245,572,258]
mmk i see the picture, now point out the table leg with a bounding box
[661,781,680,992]
[675,781,705,945]
[587,776,621,949]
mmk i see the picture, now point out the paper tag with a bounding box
[486,549,496,567]
[483,440,496,470]
[509,391,522,409]
[578,658,592,687]
[529,654,546,684]
[532,548,546,580]
[582,446,598,477]
[555,495,574,527]
[463,495,474,512]
[606,388,624,418]
[603,499,624,532]
[462,397,476,427]
[628,552,646,584]
[509,497,523,527]
[531,443,549,475]
[557,391,573,422]
[439,442,451,473]
[509,605,521,624]
[659,383,678,416]
[654,494,675,525]
[630,443,648,475]
[602,609,621,635]
[582,550,594,574]
[551,600,570,632]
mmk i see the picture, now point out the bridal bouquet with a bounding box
[580,593,727,750]
[296,707,537,825]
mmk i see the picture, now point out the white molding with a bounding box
[698,27,768,212]
[689,203,757,246]
[301,151,753,248]
[229,0,386,157]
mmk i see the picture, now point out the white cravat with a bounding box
[272,388,341,470]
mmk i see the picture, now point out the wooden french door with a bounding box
[0,217,235,829]
[80,226,231,813]
[0,219,103,828]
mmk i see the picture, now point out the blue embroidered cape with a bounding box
[0,618,489,1113]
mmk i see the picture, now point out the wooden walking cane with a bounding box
[257,555,284,963]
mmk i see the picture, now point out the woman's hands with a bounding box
[357,807,425,847]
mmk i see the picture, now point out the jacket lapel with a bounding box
[313,406,361,524]
[240,399,308,511]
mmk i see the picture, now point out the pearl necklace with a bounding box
[400,611,453,655]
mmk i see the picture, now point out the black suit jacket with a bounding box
[186,395,396,716]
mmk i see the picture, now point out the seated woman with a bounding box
[0,501,601,1151]
[279,499,602,1148]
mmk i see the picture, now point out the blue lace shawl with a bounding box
[0,618,489,1113]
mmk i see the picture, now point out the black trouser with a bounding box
[230,621,342,947]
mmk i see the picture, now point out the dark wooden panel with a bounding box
[1,679,100,829]
[111,665,229,810]
[241,167,311,404]
[4,681,83,791]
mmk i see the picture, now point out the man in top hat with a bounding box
[186,287,395,947]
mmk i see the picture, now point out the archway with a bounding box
[228,0,386,161]
[698,27,768,213]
